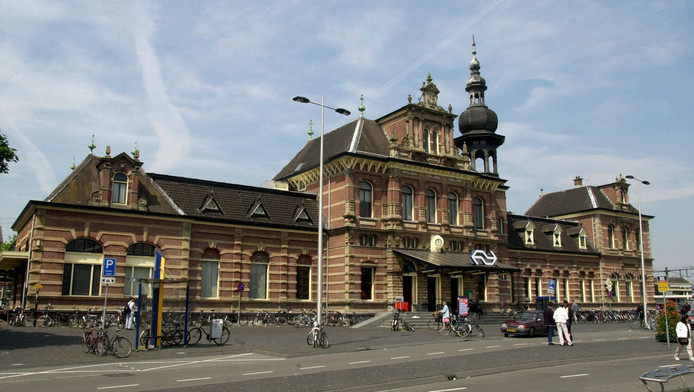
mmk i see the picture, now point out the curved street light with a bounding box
[625,174,651,328]
[293,96,350,326]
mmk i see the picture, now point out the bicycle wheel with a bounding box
[252,317,263,327]
[166,329,184,346]
[95,337,107,356]
[404,322,415,332]
[318,331,329,348]
[457,323,472,337]
[37,315,51,327]
[437,324,451,336]
[239,314,250,326]
[112,337,132,358]
[428,319,441,330]
[213,326,231,345]
[187,327,202,345]
[473,324,485,338]
[628,319,642,329]
[139,328,151,348]
[307,331,316,346]
[82,331,94,353]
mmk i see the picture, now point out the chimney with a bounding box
[573,176,583,187]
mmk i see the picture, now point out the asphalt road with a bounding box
[0,321,684,391]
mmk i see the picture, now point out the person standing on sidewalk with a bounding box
[124,297,136,330]
[675,314,693,361]
[543,303,555,345]
[553,302,573,346]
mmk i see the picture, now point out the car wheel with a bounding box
[528,327,535,338]
[504,333,508,337]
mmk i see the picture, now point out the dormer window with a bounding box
[422,128,439,154]
[579,233,587,249]
[553,232,562,247]
[525,228,534,245]
[250,203,269,218]
[112,172,127,204]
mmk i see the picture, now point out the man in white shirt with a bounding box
[553,301,573,346]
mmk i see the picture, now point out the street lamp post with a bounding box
[293,96,350,326]
[625,175,651,328]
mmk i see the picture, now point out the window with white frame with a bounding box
[535,277,541,298]
[524,276,531,302]
[426,189,437,223]
[423,129,430,153]
[553,229,562,247]
[402,186,413,221]
[579,232,588,249]
[201,256,219,299]
[112,172,128,204]
[124,243,155,297]
[580,278,586,302]
[448,192,458,225]
[250,252,269,299]
[61,239,103,296]
[589,279,595,302]
[296,255,312,300]
[359,182,373,218]
[563,278,569,302]
[608,225,615,248]
[525,228,535,245]
[625,276,633,302]
[622,227,629,250]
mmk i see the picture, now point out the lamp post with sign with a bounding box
[625,175,650,328]
[292,96,350,326]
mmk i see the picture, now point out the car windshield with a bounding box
[515,311,538,321]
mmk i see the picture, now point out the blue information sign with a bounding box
[548,279,556,294]
[102,257,117,277]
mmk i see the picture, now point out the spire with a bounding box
[358,94,366,118]
[466,35,487,105]
[88,134,96,155]
[307,120,314,140]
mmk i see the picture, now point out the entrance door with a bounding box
[403,275,413,311]
[450,277,460,314]
[427,276,438,311]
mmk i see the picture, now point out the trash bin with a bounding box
[210,319,224,339]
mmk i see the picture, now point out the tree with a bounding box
[1,234,17,251]
[0,132,19,174]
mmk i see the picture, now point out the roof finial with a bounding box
[358,94,366,118]
[70,157,76,170]
[88,134,96,155]
[472,34,477,57]
[307,120,314,140]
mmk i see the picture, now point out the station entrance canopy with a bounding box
[393,249,520,275]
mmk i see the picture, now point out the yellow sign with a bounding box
[657,276,669,293]
[34,283,43,290]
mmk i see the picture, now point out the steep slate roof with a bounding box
[149,173,319,230]
[507,214,599,255]
[525,186,618,217]
[274,117,390,180]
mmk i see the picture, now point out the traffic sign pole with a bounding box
[237,282,244,327]
[101,257,117,332]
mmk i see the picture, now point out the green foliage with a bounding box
[656,300,681,341]
[1,234,17,251]
[0,132,19,174]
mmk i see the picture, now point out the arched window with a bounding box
[62,239,103,296]
[473,198,484,230]
[402,186,413,221]
[448,192,458,225]
[201,248,220,298]
[124,243,156,296]
[250,252,269,299]
[359,182,373,218]
[361,265,374,300]
[112,172,128,204]
[296,255,312,300]
[425,189,436,223]
[622,227,629,250]
[431,131,438,154]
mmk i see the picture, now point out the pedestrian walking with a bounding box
[566,301,574,337]
[675,314,693,361]
[553,302,573,346]
[571,302,579,323]
[124,297,136,330]
[543,303,556,345]
[681,302,691,317]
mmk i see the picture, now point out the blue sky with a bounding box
[1,1,692,272]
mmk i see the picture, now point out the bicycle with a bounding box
[391,311,415,331]
[8,308,27,327]
[428,312,443,330]
[187,322,231,345]
[629,312,655,330]
[306,320,329,348]
[84,328,132,358]
[458,315,486,338]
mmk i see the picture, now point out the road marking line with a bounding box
[11,364,24,366]
[427,352,445,355]
[97,384,139,390]
[390,356,410,359]
[243,370,274,376]
[617,337,629,340]
[514,343,530,346]
[177,377,212,382]
[300,365,326,370]
[458,348,473,352]
[349,360,371,365]
[560,373,589,378]
[486,345,501,348]
[594,338,607,341]
[429,387,468,391]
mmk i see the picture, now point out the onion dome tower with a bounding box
[454,37,505,175]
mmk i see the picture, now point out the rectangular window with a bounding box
[201,261,219,298]
[296,266,310,300]
[361,267,374,300]
[250,263,268,299]
[448,195,458,226]
[589,279,595,302]
[61,263,100,296]
[626,280,633,302]
[403,188,413,221]
[524,277,531,302]
[563,278,569,302]
[580,279,586,302]
[124,267,152,296]
[535,277,541,298]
